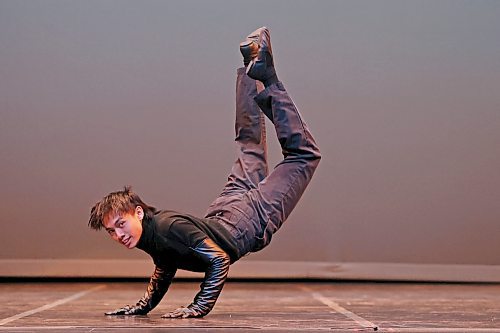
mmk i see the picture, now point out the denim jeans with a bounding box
[204,68,321,257]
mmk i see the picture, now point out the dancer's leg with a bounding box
[234,27,321,252]
[205,68,268,218]
[249,81,321,250]
[206,27,321,257]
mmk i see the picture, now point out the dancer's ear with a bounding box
[135,206,144,221]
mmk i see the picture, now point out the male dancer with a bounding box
[88,27,321,318]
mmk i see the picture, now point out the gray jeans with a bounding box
[205,68,321,257]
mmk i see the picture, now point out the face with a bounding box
[103,206,144,249]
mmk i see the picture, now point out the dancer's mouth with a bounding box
[122,237,131,247]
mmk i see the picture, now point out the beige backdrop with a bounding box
[1,1,499,279]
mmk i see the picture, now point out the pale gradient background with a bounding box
[1,1,499,266]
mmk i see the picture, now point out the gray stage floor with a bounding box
[0,281,499,332]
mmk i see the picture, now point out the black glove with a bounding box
[162,238,230,318]
[106,265,176,316]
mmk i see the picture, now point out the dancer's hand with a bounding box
[162,306,201,318]
[105,305,148,315]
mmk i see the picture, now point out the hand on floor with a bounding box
[162,306,201,318]
[105,305,148,315]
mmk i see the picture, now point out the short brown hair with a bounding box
[88,186,157,230]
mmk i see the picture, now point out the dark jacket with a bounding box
[130,210,241,317]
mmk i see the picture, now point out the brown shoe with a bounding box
[240,27,277,85]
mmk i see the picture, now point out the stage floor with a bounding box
[0,281,498,332]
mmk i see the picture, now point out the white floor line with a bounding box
[300,286,378,331]
[0,285,106,326]
[383,329,500,332]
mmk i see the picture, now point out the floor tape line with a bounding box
[383,329,500,332]
[300,286,378,331]
[0,285,106,326]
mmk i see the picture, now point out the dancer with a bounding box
[88,27,321,318]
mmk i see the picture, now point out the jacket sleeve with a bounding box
[187,237,230,316]
[130,265,177,314]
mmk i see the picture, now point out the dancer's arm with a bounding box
[163,238,230,318]
[105,265,176,315]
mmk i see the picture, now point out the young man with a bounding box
[89,27,321,318]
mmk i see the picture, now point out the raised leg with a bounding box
[205,68,268,217]
[247,81,322,251]
[233,27,322,251]
[205,27,321,257]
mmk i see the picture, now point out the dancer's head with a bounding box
[88,186,156,248]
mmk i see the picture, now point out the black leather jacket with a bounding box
[133,210,241,317]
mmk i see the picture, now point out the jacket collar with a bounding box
[136,215,155,253]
